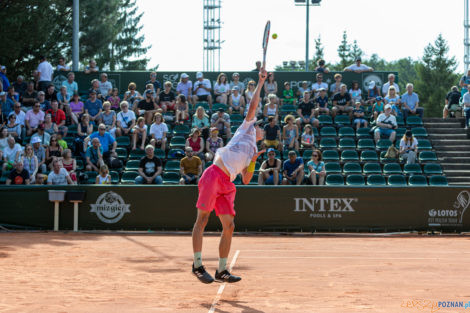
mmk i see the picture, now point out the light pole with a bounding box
[72,0,79,71]
[294,0,322,72]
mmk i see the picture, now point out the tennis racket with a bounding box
[262,20,271,68]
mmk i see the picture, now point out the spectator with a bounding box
[244,81,262,118]
[116,100,137,139]
[30,123,50,146]
[372,96,384,121]
[300,124,315,149]
[99,73,113,97]
[107,88,121,111]
[56,130,67,150]
[252,60,262,72]
[84,90,103,124]
[100,101,116,136]
[281,82,296,106]
[296,91,319,130]
[46,135,63,169]
[45,84,58,103]
[297,81,311,101]
[84,59,99,74]
[352,101,368,129]
[149,112,168,151]
[123,82,143,109]
[366,81,381,105]
[192,72,213,108]
[13,75,28,96]
[9,102,26,137]
[332,84,353,118]
[95,164,111,184]
[314,88,329,116]
[205,127,223,162]
[159,81,176,112]
[25,100,45,136]
[463,90,470,129]
[46,100,67,132]
[62,72,78,98]
[136,88,158,125]
[56,57,70,72]
[2,136,22,171]
[57,86,70,112]
[349,81,363,104]
[31,136,46,173]
[7,86,20,103]
[399,130,418,164]
[315,59,330,73]
[69,93,84,124]
[258,147,282,185]
[211,108,231,139]
[37,91,50,111]
[47,158,74,185]
[374,104,397,143]
[179,146,202,185]
[229,73,245,95]
[263,94,279,122]
[311,73,328,97]
[135,145,163,184]
[444,86,462,118]
[382,73,400,95]
[390,101,403,119]
[384,86,401,106]
[186,128,205,161]
[329,73,343,95]
[0,104,5,126]
[21,144,38,183]
[401,83,424,119]
[263,72,278,98]
[175,94,189,125]
[263,116,282,151]
[282,150,304,185]
[307,149,325,185]
[6,161,30,185]
[43,114,58,136]
[228,86,245,115]
[0,127,8,152]
[192,106,210,138]
[86,124,117,163]
[146,72,162,99]
[132,117,147,151]
[344,57,374,73]
[213,73,230,105]
[21,81,37,108]
[176,73,193,104]
[88,79,104,101]
[5,114,21,140]
[282,115,299,151]
[144,83,157,102]
[0,65,9,91]
[61,148,77,182]
[36,56,54,92]
[86,137,104,171]
[1,91,14,117]
[75,113,92,152]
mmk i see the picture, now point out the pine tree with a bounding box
[349,40,363,62]
[314,35,324,63]
[336,31,351,71]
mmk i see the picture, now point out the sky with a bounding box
[137,0,465,72]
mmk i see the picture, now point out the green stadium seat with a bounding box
[403,163,422,175]
[249,174,259,185]
[164,160,180,172]
[395,127,406,139]
[110,171,120,184]
[346,174,365,186]
[280,104,296,114]
[396,116,405,126]
[406,116,423,127]
[116,147,128,160]
[125,160,140,171]
[341,150,359,162]
[68,124,78,135]
[334,115,351,126]
[233,175,242,185]
[419,151,437,162]
[230,125,238,134]
[230,114,244,123]
[169,136,186,150]
[383,163,402,175]
[423,163,443,175]
[302,149,313,161]
[408,175,428,186]
[212,103,228,111]
[357,138,375,150]
[154,148,165,159]
[338,126,355,138]
[320,138,337,149]
[167,148,185,160]
[326,174,344,185]
[84,171,98,184]
[318,115,333,126]
[380,151,398,163]
[367,174,386,186]
[322,150,339,161]
[320,126,337,137]
[325,162,342,174]
[411,127,428,138]
[376,139,392,151]
[129,149,146,160]
[195,102,210,111]
[116,136,131,149]
[121,171,139,184]
[343,162,362,174]
[76,159,84,171]
[356,127,372,139]
[429,175,448,186]
[360,150,378,162]
[363,162,382,174]
[172,124,190,136]
[339,138,356,150]
[162,172,180,184]
[417,139,432,150]
[387,174,407,186]
[0,171,9,184]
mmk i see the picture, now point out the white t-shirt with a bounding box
[99,81,113,97]
[37,61,54,82]
[4,143,22,163]
[311,82,328,92]
[176,81,193,98]
[346,64,371,71]
[382,82,400,95]
[193,79,211,96]
[214,82,229,94]
[117,110,136,129]
[215,118,257,181]
[400,138,418,151]
[47,168,70,185]
[149,122,168,140]
[9,110,26,127]
[377,113,397,127]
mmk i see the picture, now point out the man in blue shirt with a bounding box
[0,91,14,117]
[84,90,103,123]
[87,123,116,153]
[401,83,424,120]
[62,72,78,98]
[282,150,304,185]
[0,65,10,90]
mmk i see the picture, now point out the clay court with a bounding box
[0,232,469,313]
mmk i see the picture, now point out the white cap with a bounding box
[369,81,375,89]
[181,73,189,79]
[384,104,392,110]
[31,136,41,144]
[196,72,203,79]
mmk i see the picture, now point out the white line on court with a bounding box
[208,250,240,313]
[241,256,469,260]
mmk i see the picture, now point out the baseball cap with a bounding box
[89,89,96,94]
[181,73,189,79]
[369,81,376,89]
[196,72,203,79]
[376,96,383,101]
[405,130,412,138]
[0,65,5,70]
[267,148,275,154]
[355,101,361,105]
[31,136,41,144]
[384,104,392,110]
[356,57,362,62]
[0,91,6,96]
[255,120,264,127]
[232,86,239,91]
[232,72,239,77]
[319,87,326,91]
[210,127,218,132]
[38,123,45,130]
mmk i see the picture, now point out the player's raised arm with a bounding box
[245,68,268,122]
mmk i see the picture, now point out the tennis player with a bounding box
[192,68,268,284]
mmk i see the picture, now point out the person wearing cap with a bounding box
[158,81,176,112]
[401,83,424,120]
[281,82,296,106]
[229,73,245,95]
[191,68,267,284]
[214,73,230,105]
[30,123,51,147]
[175,94,190,125]
[99,73,113,97]
[36,56,53,92]
[228,85,245,115]
[84,89,103,124]
[186,128,205,162]
[372,96,384,121]
[136,87,158,124]
[332,84,353,118]
[366,80,381,105]
[176,73,193,104]
[210,108,231,139]
[311,73,328,97]
[382,73,400,95]
[37,91,50,111]
[314,87,329,116]
[21,82,38,108]
[0,65,10,90]
[25,100,45,136]
[84,59,99,74]
[205,127,224,162]
[374,104,397,143]
[89,79,104,101]
[62,72,78,98]
[0,91,14,117]
[296,91,319,130]
[282,150,304,185]
[135,145,163,185]
[31,135,47,173]
[344,57,373,73]
[329,73,343,95]
[192,72,213,108]
[146,72,162,99]
[399,130,418,164]
[258,147,282,185]
[13,75,28,96]
[179,146,203,185]
[352,101,368,129]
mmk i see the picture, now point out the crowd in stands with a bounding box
[0,56,449,186]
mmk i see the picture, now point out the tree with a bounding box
[335,30,351,71]
[349,40,363,62]
[314,35,324,63]
[414,34,459,117]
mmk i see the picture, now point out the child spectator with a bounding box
[282,115,299,151]
[56,131,67,150]
[307,149,325,185]
[300,124,315,149]
[352,101,368,129]
[372,97,384,121]
[175,94,189,125]
[132,117,148,151]
[349,81,363,104]
[107,88,121,111]
[95,164,111,184]
[281,82,296,105]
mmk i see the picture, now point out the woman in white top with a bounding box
[22,144,38,183]
[95,164,111,184]
[263,94,279,122]
[228,86,245,115]
[213,73,230,104]
[149,112,168,151]
[399,130,418,164]
[132,117,148,151]
[349,81,362,104]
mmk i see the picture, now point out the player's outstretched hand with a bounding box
[259,68,267,81]
[252,149,266,162]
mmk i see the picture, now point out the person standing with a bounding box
[36,56,54,92]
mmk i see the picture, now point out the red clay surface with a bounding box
[1,233,470,313]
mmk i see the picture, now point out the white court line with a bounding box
[208,250,240,313]
[241,256,468,260]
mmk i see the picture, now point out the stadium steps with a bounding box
[424,117,470,185]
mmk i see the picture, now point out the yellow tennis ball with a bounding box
[272,33,278,39]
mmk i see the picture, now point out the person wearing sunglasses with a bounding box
[258,147,282,185]
[307,149,325,185]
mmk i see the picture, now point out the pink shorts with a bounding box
[196,165,236,216]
